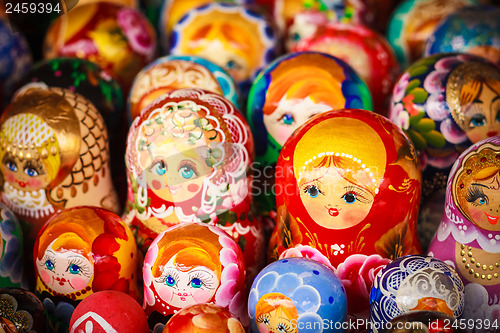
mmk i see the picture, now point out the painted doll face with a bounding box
[1,152,52,192]
[263,98,332,147]
[463,83,500,143]
[153,255,219,308]
[299,165,375,229]
[195,39,250,83]
[36,240,94,295]
[144,146,214,203]
[256,308,297,333]
[464,172,500,231]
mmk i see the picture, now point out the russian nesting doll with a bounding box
[128,55,239,122]
[269,108,422,314]
[427,136,500,329]
[0,203,25,288]
[124,88,265,282]
[168,2,277,95]
[143,222,247,329]
[0,87,120,245]
[33,206,139,333]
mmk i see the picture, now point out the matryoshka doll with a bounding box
[388,53,500,250]
[168,2,278,95]
[124,88,265,282]
[293,23,400,116]
[33,206,139,333]
[0,203,25,288]
[0,287,47,332]
[143,222,247,329]
[369,255,465,332]
[269,109,422,314]
[424,5,500,67]
[0,87,120,246]
[386,0,477,68]
[162,303,245,333]
[43,2,157,92]
[427,136,500,328]
[128,55,239,122]
[246,52,372,217]
[248,257,347,333]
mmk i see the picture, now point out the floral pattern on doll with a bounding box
[0,206,24,287]
[143,223,246,326]
[255,293,299,333]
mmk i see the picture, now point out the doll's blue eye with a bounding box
[166,275,175,287]
[479,197,486,205]
[279,113,295,126]
[6,162,17,172]
[25,167,39,177]
[45,260,54,271]
[291,32,301,42]
[179,166,195,179]
[305,185,320,198]
[343,192,357,204]
[68,264,80,274]
[152,161,167,176]
[470,114,486,127]
[226,59,241,70]
[190,278,202,288]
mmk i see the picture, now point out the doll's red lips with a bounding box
[16,181,26,188]
[484,213,499,225]
[326,207,339,217]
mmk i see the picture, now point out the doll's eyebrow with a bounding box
[493,96,500,103]
[471,183,489,189]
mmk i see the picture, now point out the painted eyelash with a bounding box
[156,268,180,287]
[277,322,293,333]
[178,160,199,176]
[256,314,270,324]
[300,180,325,195]
[343,185,373,204]
[42,254,56,268]
[466,185,489,205]
[24,159,45,174]
[67,258,92,277]
[189,271,214,289]
[149,158,167,171]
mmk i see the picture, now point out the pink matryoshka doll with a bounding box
[124,88,265,282]
[33,206,139,333]
[143,222,247,330]
[0,87,120,247]
[269,109,422,314]
[427,136,500,328]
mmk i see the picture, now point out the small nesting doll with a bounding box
[124,88,265,282]
[425,5,500,67]
[0,87,120,245]
[248,257,347,333]
[246,51,373,217]
[128,55,239,122]
[293,23,400,116]
[143,222,246,329]
[0,203,25,288]
[33,206,139,333]
[43,2,157,92]
[386,0,478,68]
[0,287,47,333]
[168,2,278,95]
[370,255,465,333]
[269,109,422,314]
[162,303,245,333]
[69,290,148,333]
[388,53,500,250]
[427,136,500,328]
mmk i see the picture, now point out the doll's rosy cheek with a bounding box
[191,289,212,303]
[27,178,42,187]
[5,173,15,183]
[187,184,199,193]
[70,277,88,291]
[468,206,484,223]
[157,285,173,301]
[40,270,51,284]
[257,323,269,333]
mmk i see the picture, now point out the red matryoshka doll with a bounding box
[124,88,265,282]
[293,23,400,116]
[0,87,119,247]
[162,303,245,333]
[168,2,278,95]
[43,2,157,92]
[33,206,139,333]
[427,136,500,328]
[269,109,422,314]
[143,222,247,329]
